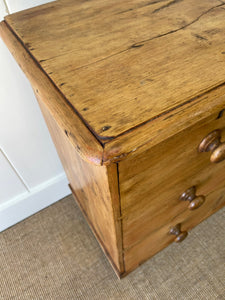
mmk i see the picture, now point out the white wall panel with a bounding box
[0,0,70,231]
[0,149,28,204]
[0,40,65,188]
[5,0,55,13]
[0,173,70,232]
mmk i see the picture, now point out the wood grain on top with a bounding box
[4,0,225,138]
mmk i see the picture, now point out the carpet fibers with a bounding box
[0,195,224,300]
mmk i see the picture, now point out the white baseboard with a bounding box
[0,173,71,232]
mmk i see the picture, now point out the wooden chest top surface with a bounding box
[2,0,225,164]
[5,0,225,137]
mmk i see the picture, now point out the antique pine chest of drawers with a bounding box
[1,0,225,277]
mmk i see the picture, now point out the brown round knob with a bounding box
[198,129,225,163]
[180,186,205,210]
[169,224,188,243]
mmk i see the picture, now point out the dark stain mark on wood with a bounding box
[102,125,112,132]
[49,71,53,74]
[30,48,35,51]
[60,82,65,86]
[131,43,144,48]
[40,59,47,63]
[77,145,81,151]
[216,109,225,119]
[193,33,208,41]
[25,42,31,48]
[64,129,68,136]
[221,51,225,54]
[82,107,89,111]
[153,0,183,13]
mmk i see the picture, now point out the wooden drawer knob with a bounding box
[169,224,188,243]
[198,129,225,163]
[180,186,205,210]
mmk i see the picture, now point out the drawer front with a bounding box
[124,185,225,273]
[122,165,225,248]
[119,110,225,249]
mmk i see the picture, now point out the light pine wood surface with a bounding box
[37,97,124,276]
[124,184,225,273]
[3,1,225,147]
[119,110,225,249]
[2,1,225,164]
[1,0,225,277]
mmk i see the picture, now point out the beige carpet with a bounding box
[0,195,224,300]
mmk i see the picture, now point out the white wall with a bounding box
[0,0,70,232]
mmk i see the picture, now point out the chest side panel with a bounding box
[37,97,124,275]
